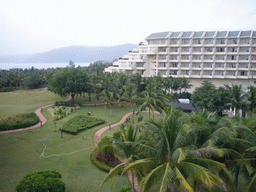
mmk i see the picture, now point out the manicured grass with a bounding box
[0,93,133,191]
[0,89,64,119]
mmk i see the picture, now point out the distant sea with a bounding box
[0,63,91,70]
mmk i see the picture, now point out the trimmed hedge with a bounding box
[62,115,105,135]
[0,112,40,131]
[90,148,112,173]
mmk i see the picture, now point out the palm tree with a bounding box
[225,84,249,116]
[119,83,138,123]
[205,116,256,192]
[100,123,139,192]
[123,105,225,192]
[137,79,164,120]
[100,73,115,108]
[90,72,101,107]
[248,85,256,113]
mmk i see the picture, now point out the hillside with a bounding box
[0,44,137,63]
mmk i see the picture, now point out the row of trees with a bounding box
[192,81,256,115]
[99,106,256,192]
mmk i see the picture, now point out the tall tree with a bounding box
[48,66,88,102]
[123,105,225,192]
[119,83,138,123]
[225,84,249,116]
[100,123,139,192]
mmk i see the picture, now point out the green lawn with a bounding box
[0,90,133,192]
[0,89,64,119]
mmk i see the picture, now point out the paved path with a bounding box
[0,95,72,134]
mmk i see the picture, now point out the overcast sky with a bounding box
[1,0,256,55]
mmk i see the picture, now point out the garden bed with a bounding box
[62,115,105,135]
[47,106,80,120]
[0,112,39,131]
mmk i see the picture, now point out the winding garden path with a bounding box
[0,93,154,191]
[0,95,72,134]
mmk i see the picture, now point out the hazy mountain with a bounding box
[0,44,137,63]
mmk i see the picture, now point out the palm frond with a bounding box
[171,147,188,163]
[174,167,193,192]
[100,163,125,188]
[244,171,256,192]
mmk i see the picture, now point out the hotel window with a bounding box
[252,48,256,52]
[193,47,202,52]
[181,62,190,68]
[203,70,212,76]
[159,62,167,68]
[251,71,256,76]
[205,39,214,44]
[142,48,148,52]
[239,63,248,68]
[240,47,250,52]
[193,55,202,60]
[159,55,167,60]
[191,70,201,75]
[181,47,190,52]
[226,71,236,76]
[204,55,213,60]
[217,39,226,44]
[150,47,157,52]
[239,71,247,76]
[170,47,178,52]
[252,56,256,60]
[205,47,213,52]
[192,63,201,68]
[153,39,159,45]
[227,55,236,60]
[170,62,178,68]
[228,39,237,44]
[170,55,178,60]
[251,64,256,68]
[204,63,213,68]
[170,70,178,75]
[240,38,250,44]
[239,55,249,60]
[228,47,237,52]
[160,39,166,44]
[181,55,190,60]
[215,70,224,76]
[215,63,224,68]
[170,39,178,44]
[181,70,190,75]
[158,47,167,52]
[159,70,167,75]
[182,39,190,44]
[216,47,225,52]
[216,55,225,60]
[193,39,202,44]
[227,63,236,68]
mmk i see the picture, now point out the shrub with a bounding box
[0,112,40,131]
[90,148,112,173]
[15,170,65,192]
[97,135,114,154]
[0,87,14,92]
[62,115,105,135]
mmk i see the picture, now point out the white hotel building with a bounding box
[104,31,256,90]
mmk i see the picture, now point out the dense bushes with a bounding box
[62,115,105,134]
[0,112,40,131]
[0,87,14,92]
[15,170,65,192]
